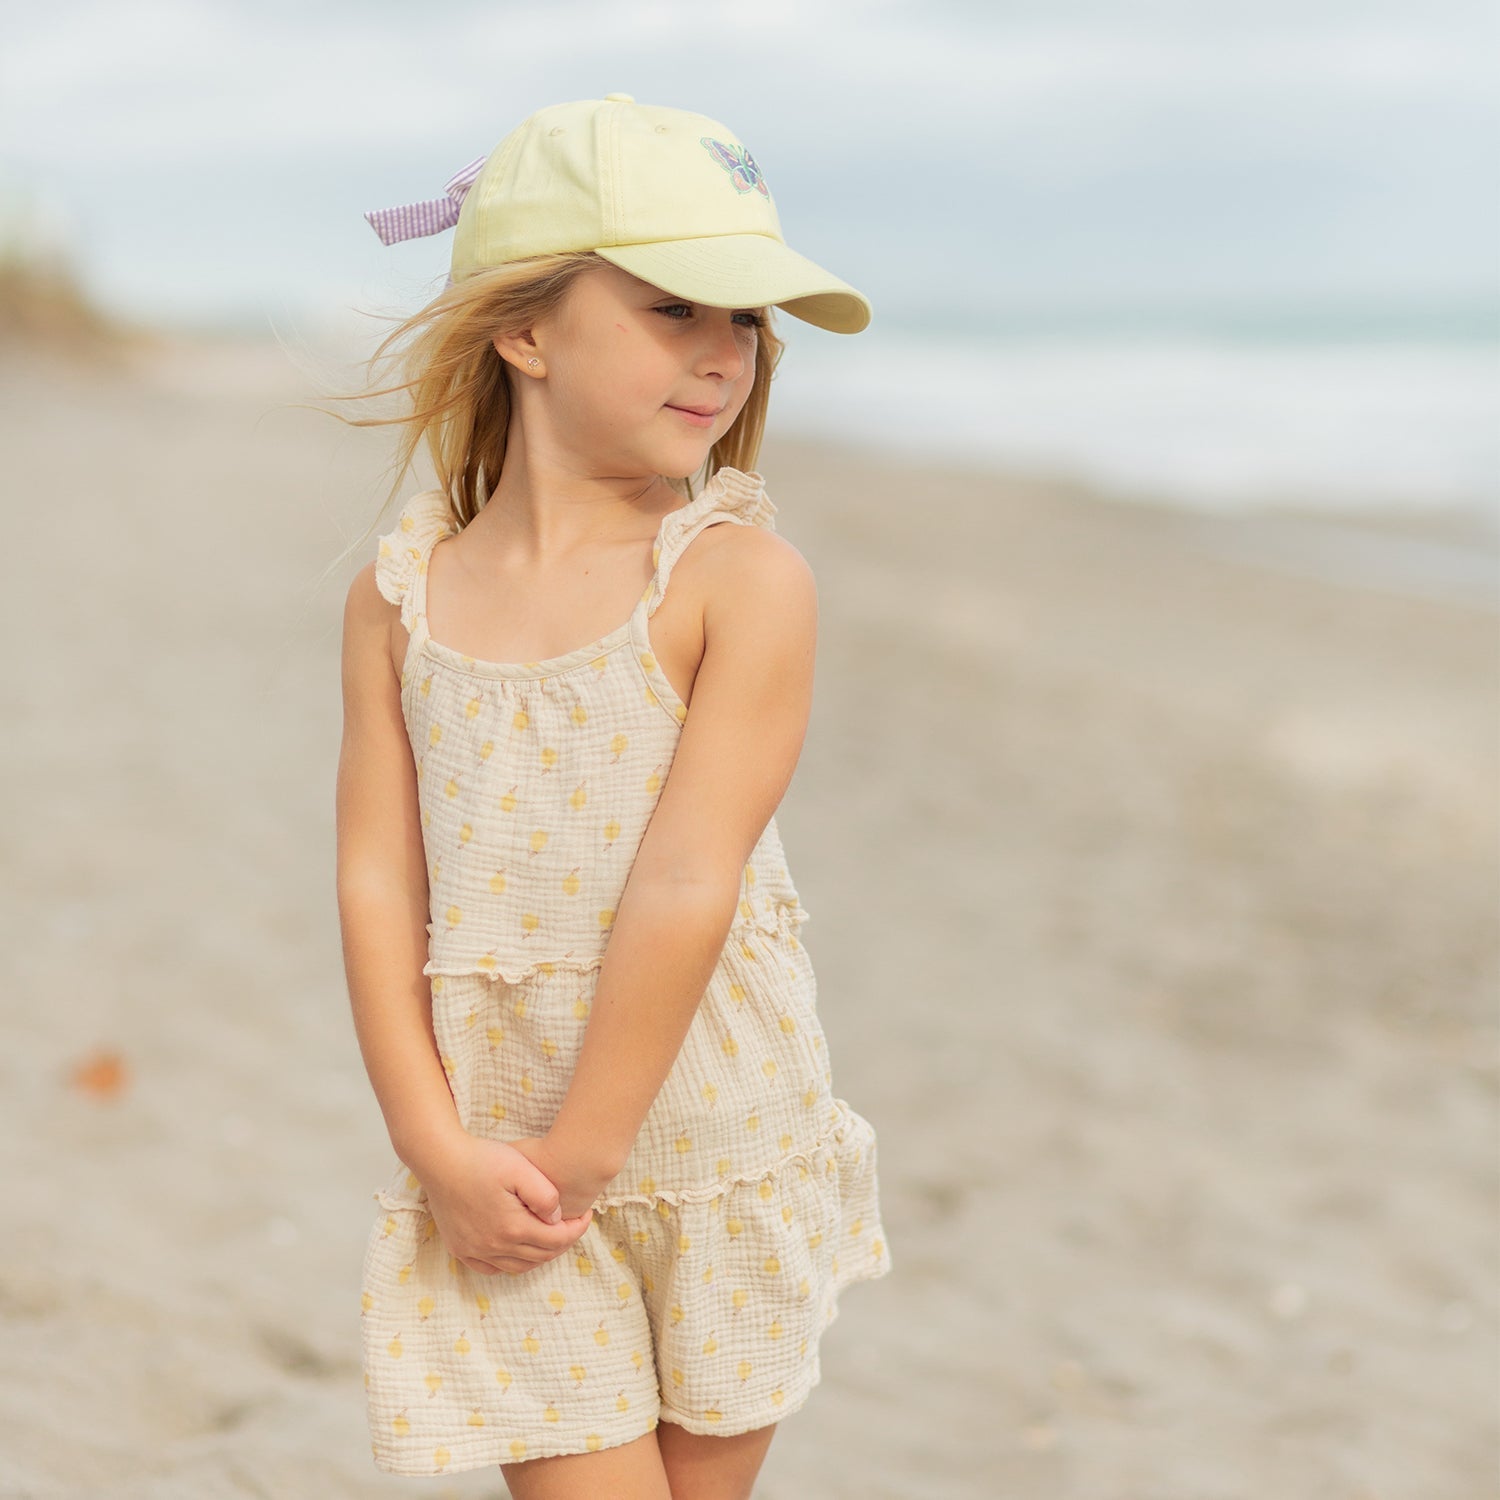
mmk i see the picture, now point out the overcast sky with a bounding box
[1,0,1494,333]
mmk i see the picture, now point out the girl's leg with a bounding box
[656,1417,779,1500]
[500,1429,673,1500]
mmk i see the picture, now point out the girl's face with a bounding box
[502,262,762,480]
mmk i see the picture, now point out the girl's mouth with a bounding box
[666,405,717,428]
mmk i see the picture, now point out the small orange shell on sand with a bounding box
[69,1049,128,1099]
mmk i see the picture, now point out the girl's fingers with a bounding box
[488,1221,594,1271]
[509,1208,594,1253]
[505,1226,585,1258]
[446,1204,595,1277]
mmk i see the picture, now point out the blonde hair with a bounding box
[313,250,786,560]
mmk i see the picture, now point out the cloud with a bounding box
[1,0,1492,170]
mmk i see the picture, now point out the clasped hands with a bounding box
[421,1129,618,1278]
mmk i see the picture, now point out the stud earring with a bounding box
[527,358,540,367]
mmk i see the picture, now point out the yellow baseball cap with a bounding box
[364,93,872,335]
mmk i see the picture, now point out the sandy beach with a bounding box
[1,329,1494,1499]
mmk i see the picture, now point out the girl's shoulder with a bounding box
[647,466,779,616]
[373,490,457,630]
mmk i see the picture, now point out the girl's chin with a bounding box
[647,435,716,469]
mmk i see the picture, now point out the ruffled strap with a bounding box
[374,490,457,633]
[646,466,778,619]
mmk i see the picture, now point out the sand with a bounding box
[1,330,1494,1499]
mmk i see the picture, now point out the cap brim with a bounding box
[593,233,871,335]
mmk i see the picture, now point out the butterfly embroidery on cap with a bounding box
[700,137,772,198]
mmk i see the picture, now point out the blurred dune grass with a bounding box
[0,232,162,359]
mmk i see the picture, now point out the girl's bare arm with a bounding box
[335,561,466,1182]
[545,525,819,1179]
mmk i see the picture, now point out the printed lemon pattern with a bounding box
[358,466,891,1476]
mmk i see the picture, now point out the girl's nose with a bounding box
[698,315,750,376]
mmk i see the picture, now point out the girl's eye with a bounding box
[656,304,765,329]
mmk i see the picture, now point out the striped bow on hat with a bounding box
[363,155,488,247]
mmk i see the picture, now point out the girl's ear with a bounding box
[492,330,540,373]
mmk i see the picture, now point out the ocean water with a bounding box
[770,310,1499,534]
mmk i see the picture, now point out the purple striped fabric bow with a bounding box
[363,155,488,246]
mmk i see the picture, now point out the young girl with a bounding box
[335,94,891,1498]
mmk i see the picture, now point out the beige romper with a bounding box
[358,465,891,1476]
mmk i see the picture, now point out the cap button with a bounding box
[604,93,634,103]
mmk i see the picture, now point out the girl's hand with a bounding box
[421,1134,594,1277]
[507,1134,618,1222]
